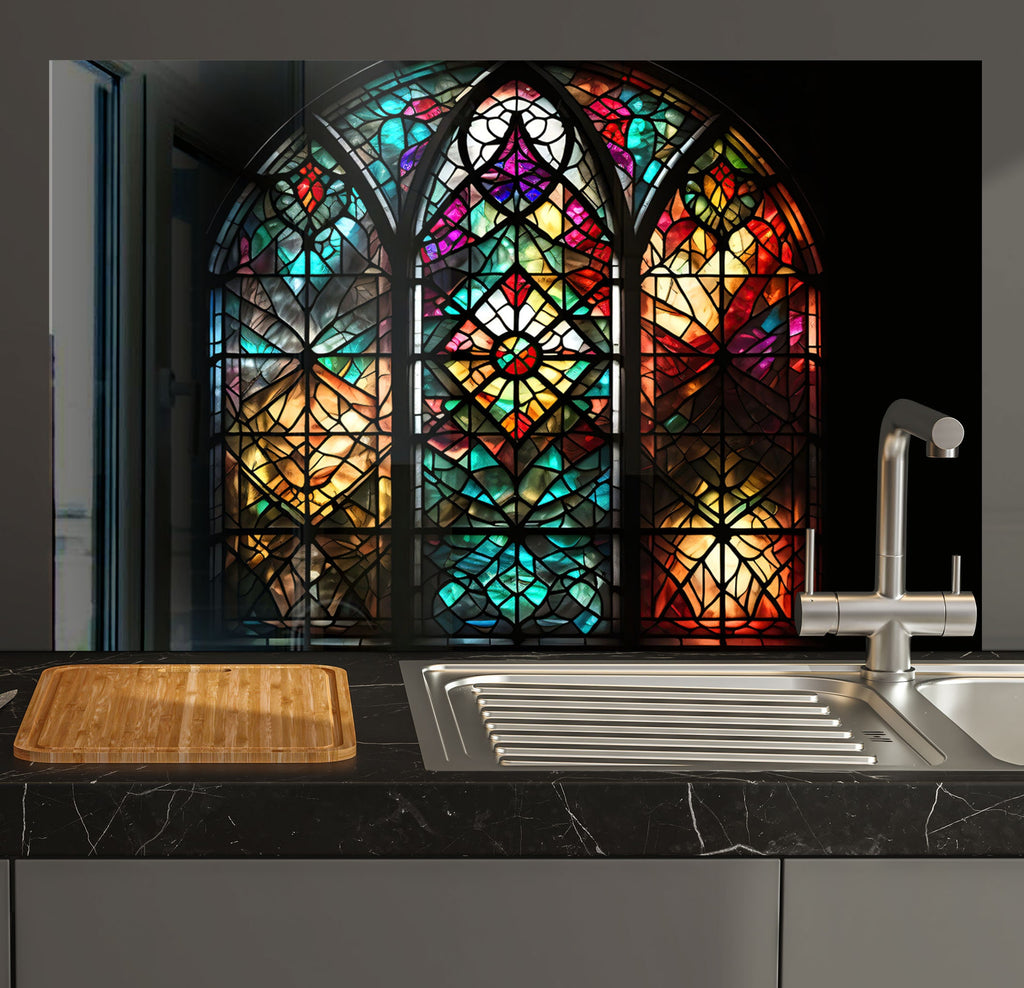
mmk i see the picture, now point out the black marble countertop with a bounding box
[3,650,1024,858]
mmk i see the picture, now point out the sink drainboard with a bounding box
[472,681,877,767]
[401,662,943,772]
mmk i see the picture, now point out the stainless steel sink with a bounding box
[399,658,1024,773]
[916,677,1024,765]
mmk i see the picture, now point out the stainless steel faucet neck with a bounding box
[794,398,975,681]
[876,427,910,599]
[875,400,965,600]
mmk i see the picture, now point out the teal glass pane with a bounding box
[318,62,487,218]
[422,534,612,638]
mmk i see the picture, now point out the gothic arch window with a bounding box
[208,61,821,648]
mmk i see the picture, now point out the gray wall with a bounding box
[3,2,1017,650]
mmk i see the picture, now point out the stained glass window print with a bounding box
[208,61,821,648]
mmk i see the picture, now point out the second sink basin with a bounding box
[916,678,1024,765]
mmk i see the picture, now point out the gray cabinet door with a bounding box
[783,859,1024,988]
[16,859,779,988]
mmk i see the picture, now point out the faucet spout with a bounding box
[876,399,965,598]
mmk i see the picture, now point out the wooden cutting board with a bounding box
[13,664,357,763]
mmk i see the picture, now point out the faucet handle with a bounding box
[805,528,816,594]
[951,554,961,595]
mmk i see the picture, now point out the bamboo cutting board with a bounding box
[13,664,357,763]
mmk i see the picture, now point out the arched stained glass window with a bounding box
[208,61,821,648]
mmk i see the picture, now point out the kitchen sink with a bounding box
[916,677,1024,765]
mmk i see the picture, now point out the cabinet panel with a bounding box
[783,859,1024,988]
[16,859,779,988]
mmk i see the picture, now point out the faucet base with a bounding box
[860,665,916,684]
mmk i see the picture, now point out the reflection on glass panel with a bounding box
[51,61,115,650]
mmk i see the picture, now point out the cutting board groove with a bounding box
[13,664,357,763]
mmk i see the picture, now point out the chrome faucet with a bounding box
[794,399,977,682]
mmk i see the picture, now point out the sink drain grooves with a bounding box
[474,681,865,766]
[473,685,823,704]
[477,697,832,716]
[483,721,854,740]
[495,749,878,766]
[477,709,844,728]
[490,733,865,753]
